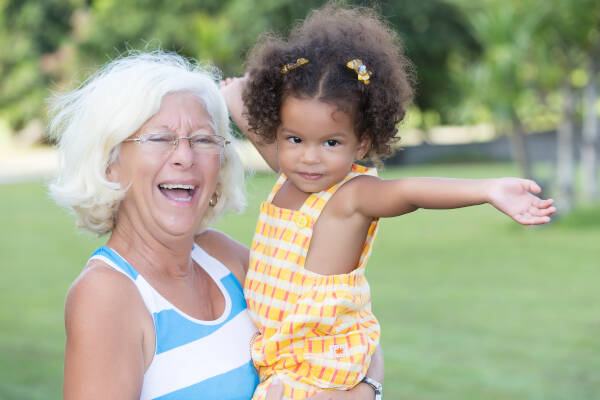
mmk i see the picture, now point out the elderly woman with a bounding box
[49,52,381,400]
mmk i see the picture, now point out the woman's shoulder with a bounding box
[63,260,153,398]
[194,229,249,285]
[65,261,146,331]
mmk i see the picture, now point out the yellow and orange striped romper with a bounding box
[244,164,381,400]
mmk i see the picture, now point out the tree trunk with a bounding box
[509,112,533,180]
[581,55,599,203]
[556,82,577,213]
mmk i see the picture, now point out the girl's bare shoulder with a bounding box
[328,174,382,216]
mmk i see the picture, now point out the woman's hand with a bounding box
[264,381,375,400]
[487,178,556,225]
[264,346,383,400]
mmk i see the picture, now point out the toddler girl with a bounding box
[223,4,555,400]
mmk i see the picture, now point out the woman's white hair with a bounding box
[49,50,245,235]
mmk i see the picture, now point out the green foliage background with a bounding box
[0,0,496,133]
[2,0,598,140]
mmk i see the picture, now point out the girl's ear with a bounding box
[356,136,371,160]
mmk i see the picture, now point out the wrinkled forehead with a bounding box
[142,91,217,134]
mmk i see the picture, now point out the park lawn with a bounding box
[0,163,598,399]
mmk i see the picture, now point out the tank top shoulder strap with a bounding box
[87,246,160,313]
[190,243,233,284]
[89,246,139,281]
[299,164,378,220]
[87,244,239,322]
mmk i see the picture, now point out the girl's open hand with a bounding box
[487,178,556,225]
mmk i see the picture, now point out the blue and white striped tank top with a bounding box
[89,243,260,400]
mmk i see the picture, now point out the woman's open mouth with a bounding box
[158,183,197,202]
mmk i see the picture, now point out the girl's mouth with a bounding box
[299,173,323,181]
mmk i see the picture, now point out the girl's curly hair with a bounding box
[243,3,415,161]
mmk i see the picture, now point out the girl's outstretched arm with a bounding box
[220,76,280,172]
[348,176,555,225]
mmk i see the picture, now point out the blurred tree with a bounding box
[577,6,600,205]
[217,0,326,75]
[582,51,599,203]
[0,0,479,143]
[223,0,481,124]
[0,0,83,135]
[73,0,483,118]
[451,0,542,179]
[534,0,600,211]
[77,0,237,69]
[375,0,481,124]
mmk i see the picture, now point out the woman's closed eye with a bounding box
[191,135,219,145]
[146,133,176,143]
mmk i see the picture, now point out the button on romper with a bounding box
[244,164,381,400]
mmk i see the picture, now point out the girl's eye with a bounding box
[325,139,339,147]
[287,136,302,144]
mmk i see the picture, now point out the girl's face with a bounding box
[108,92,221,239]
[276,96,370,194]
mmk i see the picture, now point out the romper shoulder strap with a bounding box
[299,164,378,220]
[266,173,288,203]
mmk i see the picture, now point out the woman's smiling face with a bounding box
[108,92,221,239]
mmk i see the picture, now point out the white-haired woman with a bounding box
[50,51,382,400]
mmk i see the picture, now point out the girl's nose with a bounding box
[301,145,320,164]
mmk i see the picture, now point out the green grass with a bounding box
[1,163,599,399]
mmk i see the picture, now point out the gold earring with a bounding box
[209,191,219,207]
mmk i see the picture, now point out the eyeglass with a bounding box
[123,132,230,155]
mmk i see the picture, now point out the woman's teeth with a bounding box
[159,184,196,190]
[158,184,196,201]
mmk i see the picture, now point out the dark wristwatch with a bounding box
[361,376,382,400]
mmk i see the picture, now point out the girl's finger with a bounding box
[265,378,284,400]
[524,179,541,194]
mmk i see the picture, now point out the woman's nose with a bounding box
[170,137,195,167]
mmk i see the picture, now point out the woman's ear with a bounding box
[356,136,371,160]
[106,160,119,183]
[105,146,122,183]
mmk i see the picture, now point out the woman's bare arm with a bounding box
[63,265,149,399]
